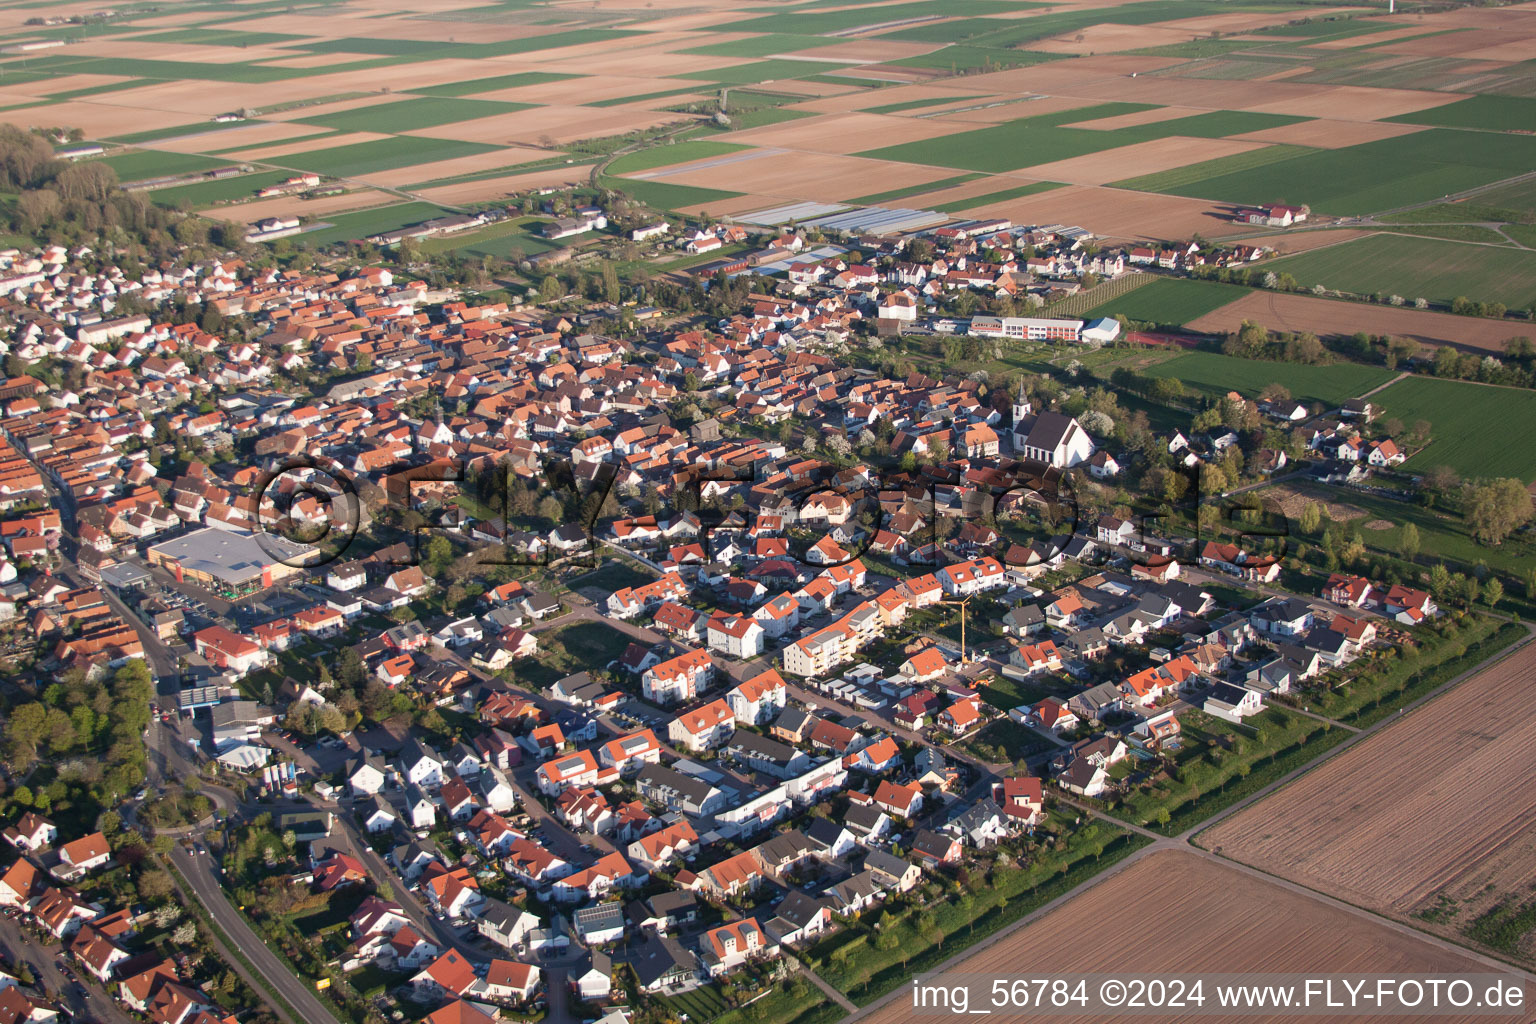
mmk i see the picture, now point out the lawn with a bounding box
[1143,351,1396,406]
[295,96,534,133]
[1370,375,1536,482]
[432,219,562,261]
[1264,232,1536,308]
[1109,706,1350,834]
[295,201,457,247]
[1082,278,1252,327]
[856,105,1306,174]
[932,180,1063,212]
[1385,94,1536,132]
[97,150,236,182]
[568,559,658,596]
[1111,128,1536,216]
[412,71,580,97]
[605,140,749,177]
[515,620,635,690]
[268,136,499,178]
[965,717,1057,763]
[148,170,292,208]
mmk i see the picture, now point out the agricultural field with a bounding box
[100,151,236,183]
[1,0,1533,239]
[1370,376,1536,481]
[1265,233,1536,309]
[857,849,1510,1024]
[1187,290,1531,354]
[1201,641,1536,967]
[294,201,456,248]
[1385,93,1536,131]
[855,105,1308,175]
[1143,351,1397,407]
[293,97,536,134]
[1082,277,1251,327]
[1118,129,1536,215]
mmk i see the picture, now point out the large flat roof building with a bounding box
[146,527,314,598]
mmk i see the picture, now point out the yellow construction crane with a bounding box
[942,594,973,665]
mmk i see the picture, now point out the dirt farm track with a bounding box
[1200,638,1536,968]
[853,849,1529,1024]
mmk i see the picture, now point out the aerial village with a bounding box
[0,200,1451,1024]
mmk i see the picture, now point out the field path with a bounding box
[1357,370,1409,398]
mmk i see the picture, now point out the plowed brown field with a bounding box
[1201,638,1536,966]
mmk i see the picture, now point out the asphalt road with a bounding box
[169,844,343,1024]
[0,915,135,1024]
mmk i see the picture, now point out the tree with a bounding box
[139,870,175,902]
[1482,577,1503,609]
[1298,501,1321,536]
[1464,477,1533,545]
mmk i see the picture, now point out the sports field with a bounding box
[1370,376,1536,481]
[1144,351,1398,407]
[1081,278,1251,326]
[1266,233,1536,308]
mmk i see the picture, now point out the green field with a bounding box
[98,150,237,182]
[128,28,309,46]
[1371,376,1536,481]
[723,0,1047,36]
[1082,278,1252,326]
[678,33,844,57]
[585,86,706,108]
[108,123,237,145]
[605,140,749,176]
[295,96,534,133]
[887,45,1065,70]
[861,96,972,115]
[411,71,580,97]
[676,58,835,85]
[598,175,742,212]
[845,173,984,205]
[266,136,498,178]
[148,170,293,208]
[856,105,1309,174]
[1265,233,1536,307]
[1385,94,1536,132]
[1112,128,1536,215]
[1110,144,1314,193]
[296,201,457,248]
[1144,351,1397,406]
[424,218,561,261]
[932,180,1063,212]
